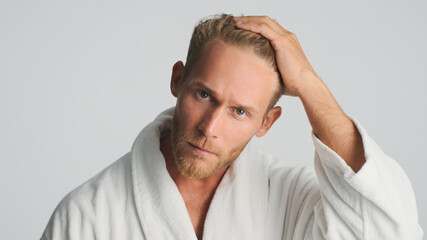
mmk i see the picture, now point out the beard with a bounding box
[171,113,249,179]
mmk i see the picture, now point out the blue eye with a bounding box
[236,109,246,116]
[198,90,209,99]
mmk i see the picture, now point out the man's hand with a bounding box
[232,16,320,97]
[233,15,366,173]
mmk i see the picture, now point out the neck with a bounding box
[160,133,227,193]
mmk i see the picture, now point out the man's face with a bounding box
[170,40,280,179]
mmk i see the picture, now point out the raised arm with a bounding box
[233,16,423,240]
[233,16,365,172]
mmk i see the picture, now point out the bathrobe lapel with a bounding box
[130,107,269,240]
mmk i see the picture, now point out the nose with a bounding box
[197,108,222,139]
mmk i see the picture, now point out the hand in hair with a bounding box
[232,15,321,97]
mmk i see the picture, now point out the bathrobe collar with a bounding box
[130,107,269,240]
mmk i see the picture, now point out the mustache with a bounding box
[180,134,222,155]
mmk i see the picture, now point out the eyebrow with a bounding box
[192,81,259,116]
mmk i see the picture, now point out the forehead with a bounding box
[185,40,278,113]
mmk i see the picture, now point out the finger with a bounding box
[233,17,282,42]
[235,16,304,53]
[233,16,287,35]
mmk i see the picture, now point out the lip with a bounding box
[188,142,216,156]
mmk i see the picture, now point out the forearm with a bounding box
[297,72,365,172]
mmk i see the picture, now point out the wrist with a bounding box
[294,72,325,98]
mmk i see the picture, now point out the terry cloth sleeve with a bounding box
[307,119,423,239]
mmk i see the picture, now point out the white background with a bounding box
[1,0,426,239]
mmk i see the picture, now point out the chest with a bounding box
[182,192,215,239]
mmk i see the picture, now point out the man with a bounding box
[41,14,423,239]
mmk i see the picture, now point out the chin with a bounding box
[175,156,219,179]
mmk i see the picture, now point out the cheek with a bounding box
[227,125,255,143]
[175,93,204,130]
[222,120,258,151]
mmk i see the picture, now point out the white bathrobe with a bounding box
[41,107,423,240]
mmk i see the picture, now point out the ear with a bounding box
[255,106,282,137]
[171,61,185,97]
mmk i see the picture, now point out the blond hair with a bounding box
[183,13,284,111]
